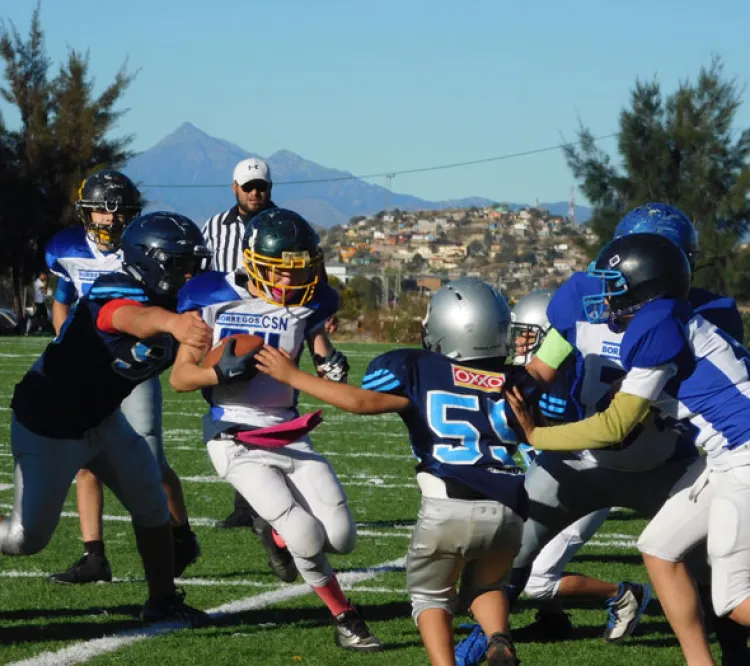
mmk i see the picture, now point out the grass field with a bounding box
[0,337,719,665]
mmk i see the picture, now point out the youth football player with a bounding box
[4,212,212,624]
[508,232,750,666]
[255,277,543,666]
[45,171,201,585]
[170,208,379,652]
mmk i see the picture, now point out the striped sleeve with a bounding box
[361,350,411,393]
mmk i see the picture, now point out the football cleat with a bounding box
[455,624,488,666]
[140,588,210,627]
[48,552,112,584]
[333,607,383,652]
[252,516,299,583]
[486,632,520,666]
[219,508,255,529]
[173,530,201,578]
[604,581,652,642]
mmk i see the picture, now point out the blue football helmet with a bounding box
[614,203,698,269]
[122,212,211,304]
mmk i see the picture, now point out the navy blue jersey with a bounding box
[362,349,543,516]
[11,272,175,438]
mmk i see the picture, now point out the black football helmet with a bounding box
[122,212,211,304]
[75,170,142,251]
[242,208,323,306]
[584,233,691,332]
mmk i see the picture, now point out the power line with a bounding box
[140,133,619,189]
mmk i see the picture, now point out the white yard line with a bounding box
[6,557,407,666]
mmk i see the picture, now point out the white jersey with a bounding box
[45,226,122,301]
[178,271,338,430]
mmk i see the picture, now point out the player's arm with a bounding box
[526,328,573,385]
[170,341,220,392]
[308,329,349,382]
[101,301,212,349]
[256,345,410,414]
[507,364,675,451]
[51,278,77,334]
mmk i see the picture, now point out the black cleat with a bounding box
[48,552,113,585]
[252,516,299,583]
[174,530,201,578]
[218,509,255,529]
[486,632,520,666]
[140,588,210,627]
[334,607,382,652]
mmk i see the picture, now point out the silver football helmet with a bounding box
[510,289,554,365]
[422,278,511,361]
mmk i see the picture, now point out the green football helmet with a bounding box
[242,208,323,306]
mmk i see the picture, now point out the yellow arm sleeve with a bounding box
[533,392,652,451]
[535,328,574,370]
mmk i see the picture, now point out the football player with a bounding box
[3,212,212,625]
[503,204,747,660]
[507,232,750,666]
[45,170,201,584]
[170,209,379,652]
[255,277,544,666]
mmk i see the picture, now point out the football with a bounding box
[202,333,265,368]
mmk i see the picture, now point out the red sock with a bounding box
[272,529,286,549]
[313,576,353,617]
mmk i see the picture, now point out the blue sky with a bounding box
[2,0,750,206]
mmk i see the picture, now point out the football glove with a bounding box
[313,348,349,383]
[214,338,258,385]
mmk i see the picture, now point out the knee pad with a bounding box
[0,520,50,555]
[325,505,356,555]
[277,506,326,559]
[524,572,560,601]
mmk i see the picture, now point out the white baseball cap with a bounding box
[233,158,272,186]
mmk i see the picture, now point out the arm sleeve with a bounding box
[535,328,574,369]
[96,298,145,333]
[533,392,652,451]
[54,279,77,305]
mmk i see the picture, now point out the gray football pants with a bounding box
[514,452,706,570]
[0,412,169,555]
[119,376,167,469]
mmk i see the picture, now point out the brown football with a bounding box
[202,333,265,368]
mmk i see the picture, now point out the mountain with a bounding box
[125,122,591,227]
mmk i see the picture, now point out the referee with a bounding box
[201,158,297,583]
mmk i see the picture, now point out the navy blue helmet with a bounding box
[614,203,699,269]
[121,212,211,304]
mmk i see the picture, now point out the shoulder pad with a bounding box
[177,271,240,313]
[45,227,92,275]
[87,272,148,303]
[621,299,688,371]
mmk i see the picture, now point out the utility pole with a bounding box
[385,173,395,213]
[381,268,389,309]
[568,185,576,224]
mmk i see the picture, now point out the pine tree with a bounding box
[0,5,136,314]
[563,57,750,297]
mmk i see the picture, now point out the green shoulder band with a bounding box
[535,328,574,370]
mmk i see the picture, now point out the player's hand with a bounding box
[170,311,212,351]
[313,348,349,383]
[214,338,258,384]
[506,386,536,445]
[255,345,299,384]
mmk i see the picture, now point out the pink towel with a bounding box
[234,411,323,448]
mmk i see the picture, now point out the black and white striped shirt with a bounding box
[201,203,276,272]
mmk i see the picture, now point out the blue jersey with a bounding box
[11,272,175,438]
[362,349,543,516]
[618,299,750,469]
[45,226,123,304]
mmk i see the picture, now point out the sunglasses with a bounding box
[241,180,269,194]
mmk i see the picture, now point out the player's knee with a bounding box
[325,506,356,555]
[524,573,560,600]
[129,489,170,529]
[637,525,681,562]
[0,521,51,555]
[410,592,453,624]
[277,507,325,559]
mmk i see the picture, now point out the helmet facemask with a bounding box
[243,248,322,306]
[508,322,548,366]
[78,201,141,252]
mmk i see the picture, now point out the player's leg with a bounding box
[92,411,207,626]
[709,466,750,628]
[0,416,86,555]
[638,464,714,666]
[121,378,200,576]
